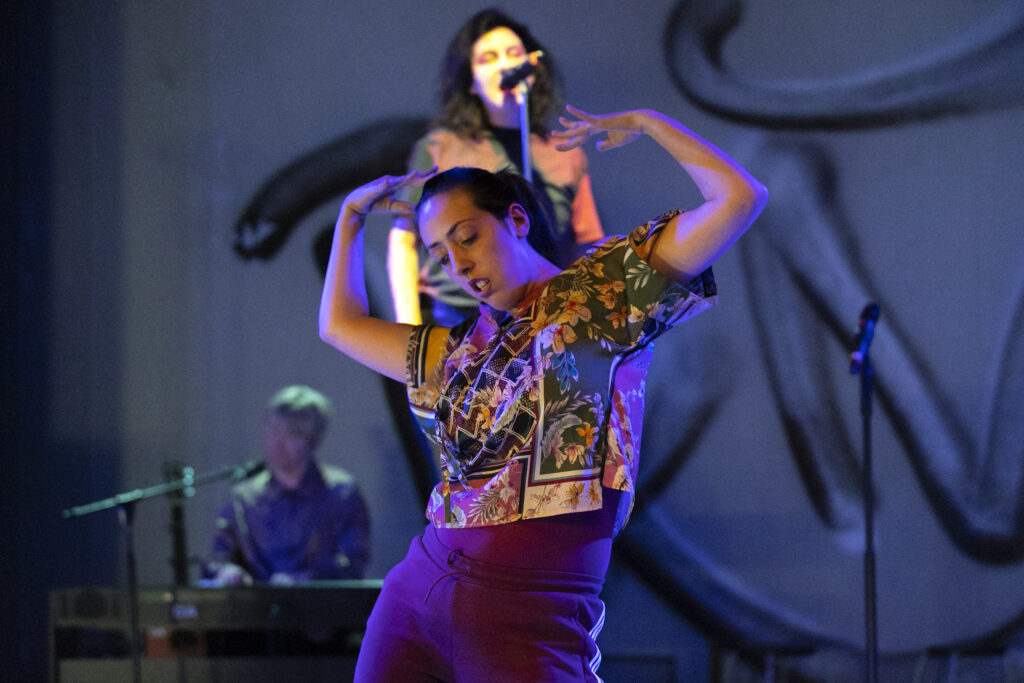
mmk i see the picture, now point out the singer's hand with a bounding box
[552,105,644,152]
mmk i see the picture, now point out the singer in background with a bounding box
[387,8,604,327]
[202,385,370,586]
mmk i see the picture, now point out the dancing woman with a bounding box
[320,104,767,682]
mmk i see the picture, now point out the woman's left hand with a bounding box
[551,105,645,152]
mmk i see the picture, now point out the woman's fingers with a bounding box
[556,106,646,153]
[552,127,591,150]
[359,167,438,214]
[367,195,416,215]
[389,199,416,215]
[401,167,439,184]
[564,104,595,121]
[596,130,642,151]
[557,105,626,149]
[553,108,600,151]
[380,167,437,192]
[554,139,584,151]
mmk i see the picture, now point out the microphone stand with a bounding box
[61,459,263,683]
[513,80,532,183]
[499,51,541,183]
[116,501,143,683]
[850,304,879,683]
[163,460,192,586]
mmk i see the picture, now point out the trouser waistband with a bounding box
[422,524,605,594]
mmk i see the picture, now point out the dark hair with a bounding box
[436,8,562,138]
[416,167,561,265]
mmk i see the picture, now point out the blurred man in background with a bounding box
[203,385,370,585]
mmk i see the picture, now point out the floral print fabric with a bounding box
[406,211,717,534]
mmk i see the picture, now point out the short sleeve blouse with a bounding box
[406,211,717,535]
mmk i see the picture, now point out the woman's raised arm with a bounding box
[318,170,438,382]
[552,106,767,282]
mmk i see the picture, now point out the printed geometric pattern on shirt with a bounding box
[435,314,539,475]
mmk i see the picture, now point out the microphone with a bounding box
[499,51,544,91]
[850,303,880,374]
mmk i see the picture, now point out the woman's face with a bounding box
[469,26,529,113]
[418,188,535,312]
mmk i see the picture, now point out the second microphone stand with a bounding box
[851,304,880,683]
[62,459,263,683]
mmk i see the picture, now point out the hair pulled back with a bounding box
[417,167,560,264]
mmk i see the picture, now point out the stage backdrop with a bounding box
[10,0,1024,680]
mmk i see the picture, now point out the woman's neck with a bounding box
[507,260,559,315]
[485,96,522,129]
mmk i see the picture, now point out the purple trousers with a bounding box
[354,525,606,682]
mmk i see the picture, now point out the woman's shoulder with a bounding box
[421,126,457,142]
[422,126,491,146]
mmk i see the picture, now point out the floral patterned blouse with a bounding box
[406,211,717,535]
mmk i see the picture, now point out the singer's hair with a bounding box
[435,8,562,138]
[267,385,331,443]
[416,167,560,265]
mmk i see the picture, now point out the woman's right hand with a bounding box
[341,168,437,226]
[321,166,442,383]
